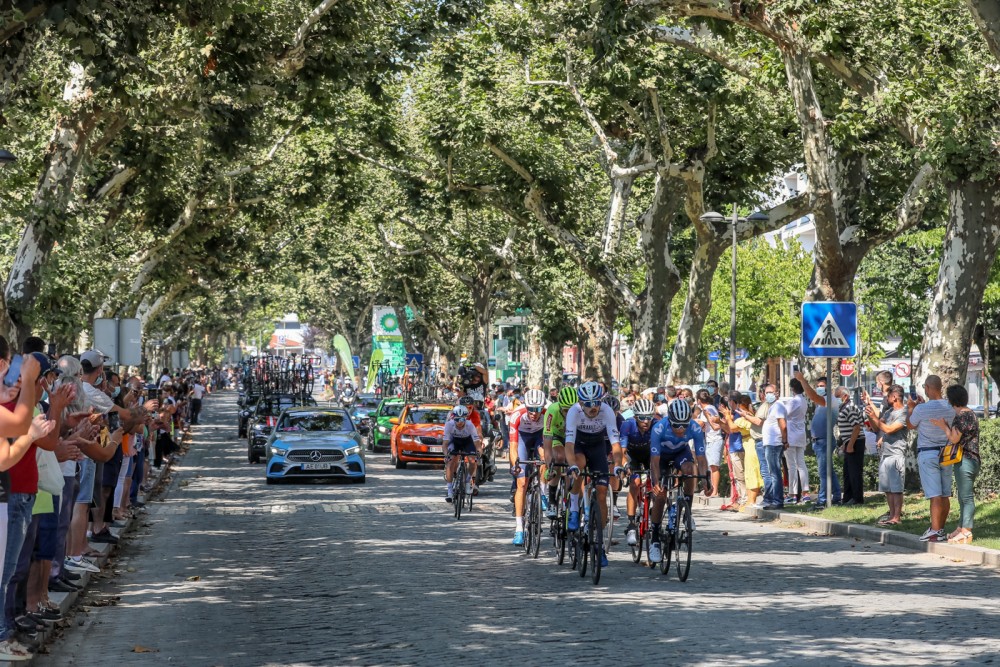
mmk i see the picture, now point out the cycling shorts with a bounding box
[448,435,477,456]
[515,430,544,478]
[573,439,610,487]
[626,445,650,470]
[658,447,694,475]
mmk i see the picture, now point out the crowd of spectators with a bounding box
[0,338,214,661]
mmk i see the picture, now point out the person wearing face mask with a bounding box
[795,371,841,508]
[735,384,773,508]
[758,384,787,509]
[865,380,907,525]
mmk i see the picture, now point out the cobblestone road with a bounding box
[39,393,1000,666]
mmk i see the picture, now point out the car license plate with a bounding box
[427,446,442,453]
[301,463,332,471]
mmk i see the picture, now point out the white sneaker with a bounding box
[626,528,638,546]
[65,556,100,574]
[612,505,620,520]
[918,527,939,542]
[0,640,31,661]
[648,541,662,562]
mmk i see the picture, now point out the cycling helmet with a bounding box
[524,389,546,409]
[633,399,655,418]
[666,398,691,427]
[578,381,604,406]
[459,396,474,407]
[558,386,578,409]
[602,395,620,412]
[453,405,470,420]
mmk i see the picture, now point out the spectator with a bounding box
[718,394,748,510]
[695,390,723,497]
[784,379,811,504]
[835,385,866,506]
[865,383,907,525]
[931,385,979,544]
[757,384,786,509]
[737,384,773,509]
[664,385,677,400]
[795,371,841,508]
[907,375,956,542]
[705,380,721,409]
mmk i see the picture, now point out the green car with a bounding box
[369,397,405,452]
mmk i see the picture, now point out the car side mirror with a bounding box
[389,417,399,425]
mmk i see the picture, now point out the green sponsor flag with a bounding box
[332,334,354,377]
[364,348,384,393]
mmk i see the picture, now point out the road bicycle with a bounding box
[626,464,652,565]
[450,451,477,520]
[548,462,571,565]
[569,468,606,586]
[518,458,545,559]
[655,471,709,582]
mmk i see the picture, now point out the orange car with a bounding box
[389,403,454,469]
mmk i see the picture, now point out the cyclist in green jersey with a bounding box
[541,386,577,518]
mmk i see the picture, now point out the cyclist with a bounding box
[647,399,707,563]
[542,386,577,518]
[444,405,481,503]
[621,398,656,546]
[565,381,623,568]
[508,389,547,545]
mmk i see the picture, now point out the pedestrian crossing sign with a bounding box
[801,302,858,358]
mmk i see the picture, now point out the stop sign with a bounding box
[840,359,856,377]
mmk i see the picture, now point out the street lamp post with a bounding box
[701,208,769,391]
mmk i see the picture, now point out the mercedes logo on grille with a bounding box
[309,450,323,462]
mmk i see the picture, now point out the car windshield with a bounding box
[381,403,404,418]
[278,412,350,432]
[406,408,450,425]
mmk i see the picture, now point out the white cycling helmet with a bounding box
[524,389,546,409]
[666,398,692,426]
[577,381,604,405]
[453,405,470,420]
[633,399,655,418]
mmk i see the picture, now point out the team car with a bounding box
[265,407,365,484]
[370,397,405,452]
[388,403,453,469]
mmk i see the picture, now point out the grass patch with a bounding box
[778,493,1000,551]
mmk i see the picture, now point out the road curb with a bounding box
[693,494,1000,569]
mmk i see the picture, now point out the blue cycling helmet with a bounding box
[578,381,604,406]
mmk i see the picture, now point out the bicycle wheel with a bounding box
[454,463,465,520]
[675,497,693,582]
[630,502,644,564]
[523,484,535,556]
[603,485,614,556]
[466,474,474,513]
[589,494,602,585]
[529,482,542,559]
[570,528,579,570]
[556,520,567,565]
[578,531,588,578]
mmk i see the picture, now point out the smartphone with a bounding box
[909,385,918,400]
[3,355,23,388]
[792,363,800,373]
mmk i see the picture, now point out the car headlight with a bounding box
[344,445,361,456]
[378,425,388,433]
[271,446,288,456]
[400,435,417,443]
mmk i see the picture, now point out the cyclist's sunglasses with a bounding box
[580,400,601,408]
[668,419,689,429]
[527,406,544,414]
[636,415,654,422]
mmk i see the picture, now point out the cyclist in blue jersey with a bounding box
[647,399,708,563]
[621,398,656,546]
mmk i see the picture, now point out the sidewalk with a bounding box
[0,420,195,666]
[693,494,1000,568]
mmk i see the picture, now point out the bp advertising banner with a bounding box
[372,306,407,376]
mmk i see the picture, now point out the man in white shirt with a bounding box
[760,383,787,509]
[190,381,206,425]
[783,379,811,503]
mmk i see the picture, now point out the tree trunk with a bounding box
[470,279,491,363]
[6,70,99,342]
[543,337,564,389]
[394,305,416,353]
[916,179,1000,387]
[967,0,1000,64]
[668,240,726,383]
[579,291,617,382]
[526,320,544,389]
[629,171,682,386]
